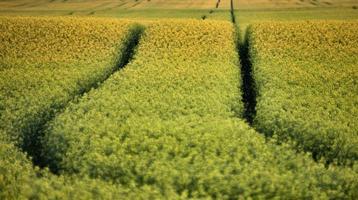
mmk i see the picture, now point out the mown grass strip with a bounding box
[43,20,357,199]
[248,21,358,165]
[0,17,143,165]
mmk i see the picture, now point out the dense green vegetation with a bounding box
[248,21,358,165]
[1,0,358,198]
[40,20,358,198]
[0,17,163,199]
[0,17,141,150]
[0,132,165,199]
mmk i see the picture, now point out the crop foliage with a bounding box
[43,20,358,199]
[248,21,358,165]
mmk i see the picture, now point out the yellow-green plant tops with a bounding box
[43,20,358,199]
[0,16,140,146]
[248,21,358,165]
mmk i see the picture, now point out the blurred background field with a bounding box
[1,0,357,23]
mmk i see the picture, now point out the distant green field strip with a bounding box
[235,8,358,34]
[235,0,358,9]
[0,17,141,151]
[43,20,357,198]
[206,9,231,21]
[248,21,358,165]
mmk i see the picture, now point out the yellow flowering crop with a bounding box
[1,17,357,199]
[43,19,357,198]
[248,21,358,165]
[0,16,141,148]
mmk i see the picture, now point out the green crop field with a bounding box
[248,21,358,165]
[1,0,358,199]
